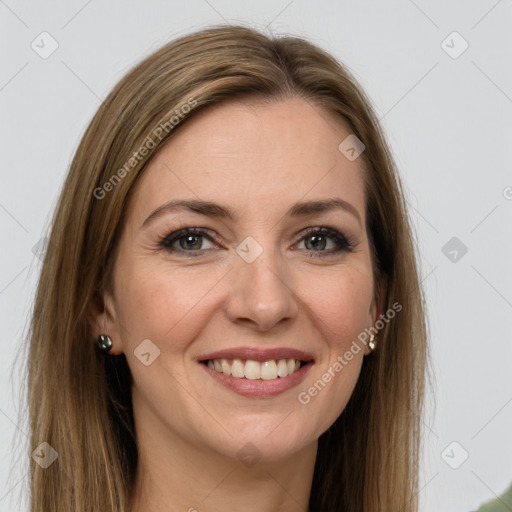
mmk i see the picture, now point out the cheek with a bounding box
[298,264,374,347]
[293,266,373,431]
[114,259,225,350]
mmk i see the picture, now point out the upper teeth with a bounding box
[207,358,301,380]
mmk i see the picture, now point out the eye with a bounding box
[294,227,354,257]
[160,228,218,256]
[159,226,355,258]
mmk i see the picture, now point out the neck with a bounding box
[129,398,317,512]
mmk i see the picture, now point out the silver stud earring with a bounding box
[96,334,113,354]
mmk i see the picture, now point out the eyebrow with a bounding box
[141,197,362,228]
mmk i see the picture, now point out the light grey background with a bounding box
[1,1,511,511]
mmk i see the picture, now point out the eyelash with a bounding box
[159,226,355,258]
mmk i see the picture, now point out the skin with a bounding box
[91,96,381,512]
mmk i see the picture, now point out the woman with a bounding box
[26,25,428,511]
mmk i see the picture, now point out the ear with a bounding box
[364,278,384,356]
[88,289,124,355]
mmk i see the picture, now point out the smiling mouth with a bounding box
[200,358,311,380]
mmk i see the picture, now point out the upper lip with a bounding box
[198,347,315,363]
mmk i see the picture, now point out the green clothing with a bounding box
[475,483,512,512]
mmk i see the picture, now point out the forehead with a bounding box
[129,96,367,225]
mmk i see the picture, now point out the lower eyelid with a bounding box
[296,239,348,252]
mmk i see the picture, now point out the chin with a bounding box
[205,419,315,464]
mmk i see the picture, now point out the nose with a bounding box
[224,243,299,332]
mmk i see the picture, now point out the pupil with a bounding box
[180,235,201,250]
[306,235,326,250]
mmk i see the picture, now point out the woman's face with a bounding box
[99,96,379,462]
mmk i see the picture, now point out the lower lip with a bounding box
[200,362,314,398]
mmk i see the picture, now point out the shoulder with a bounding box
[474,483,512,512]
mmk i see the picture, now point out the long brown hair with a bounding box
[20,24,428,511]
